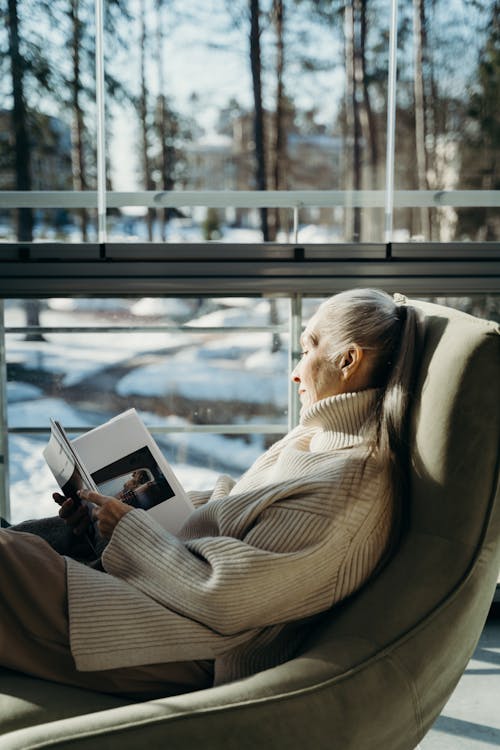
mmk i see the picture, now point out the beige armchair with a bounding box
[1,298,499,749]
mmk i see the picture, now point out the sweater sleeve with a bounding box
[101,504,348,636]
[187,489,212,509]
[65,555,259,671]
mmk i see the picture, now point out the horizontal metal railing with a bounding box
[4,325,289,335]
[1,189,500,209]
[7,424,287,436]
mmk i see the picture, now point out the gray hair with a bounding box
[314,288,420,539]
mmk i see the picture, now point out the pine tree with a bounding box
[249,0,270,241]
[457,0,500,240]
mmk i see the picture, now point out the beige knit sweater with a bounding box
[66,388,393,685]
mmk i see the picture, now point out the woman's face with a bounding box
[291,315,343,410]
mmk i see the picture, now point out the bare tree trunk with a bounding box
[271,0,286,241]
[354,0,379,238]
[427,1,439,240]
[344,1,361,240]
[155,0,169,241]
[413,0,430,239]
[249,0,269,241]
[70,0,89,241]
[357,0,378,186]
[8,0,46,339]
[7,0,33,243]
[139,0,154,241]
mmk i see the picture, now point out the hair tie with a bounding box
[393,292,408,307]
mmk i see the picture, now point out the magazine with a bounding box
[43,409,194,535]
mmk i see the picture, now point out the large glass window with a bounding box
[3,292,499,522]
[3,295,290,521]
[3,1,497,245]
[1,2,499,520]
[395,0,500,241]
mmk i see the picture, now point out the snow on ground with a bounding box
[166,462,221,494]
[187,299,279,327]
[47,299,133,314]
[8,398,98,429]
[150,420,269,475]
[8,435,56,523]
[7,381,43,403]
[105,217,256,244]
[6,331,191,388]
[179,331,283,359]
[105,217,334,245]
[297,224,343,242]
[129,298,196,319]
[245,347,289,371]
[117,351,288,406]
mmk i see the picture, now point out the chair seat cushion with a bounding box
[0,668,129,736]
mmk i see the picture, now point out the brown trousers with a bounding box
[0,529,213,698]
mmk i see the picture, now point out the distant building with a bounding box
[183,108,344,230]
[184,133,235,190]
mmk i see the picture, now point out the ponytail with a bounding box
[376,302,420,520]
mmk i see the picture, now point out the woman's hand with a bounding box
[53,492,92,536]
[78,489,133,540]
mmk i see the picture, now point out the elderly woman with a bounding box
[0,288,418,698]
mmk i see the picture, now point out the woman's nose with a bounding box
[291,364,301,383]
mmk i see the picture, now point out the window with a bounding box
[1,1,499,518]
[1,295,292,521]
[2,292,499,521]
[1,0,498,244]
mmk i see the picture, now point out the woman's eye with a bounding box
[301,350,309,356]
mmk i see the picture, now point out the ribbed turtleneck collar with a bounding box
[300,388,380,451]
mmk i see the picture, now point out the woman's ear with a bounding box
[340,345,364,380]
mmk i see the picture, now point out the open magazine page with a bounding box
[72,409,194,535]
[43,419,98,499]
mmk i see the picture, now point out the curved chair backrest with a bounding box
[3,299,498,750]
[143,298,499,750]
[284,297,500,749]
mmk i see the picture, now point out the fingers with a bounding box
[58,497,77,518]
[88,495,133,540]
[58,498,91,535]
[53,492,66,506]
[77,489,114,506]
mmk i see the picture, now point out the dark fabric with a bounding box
[7,515,107,565]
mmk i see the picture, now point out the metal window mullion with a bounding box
[288,294,302,432]
[0,301,10,520]
[293,206,299,242]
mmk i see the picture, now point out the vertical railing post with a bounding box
[293,206,299,243]
[384,0,399,243]
[288,293,302,431]
[0,300,10,520]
